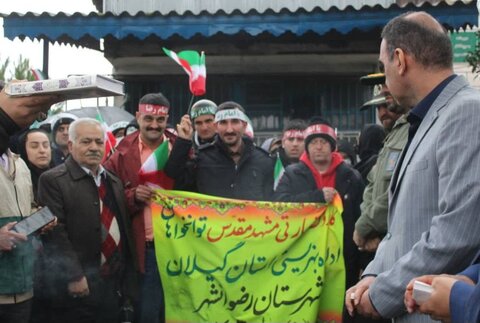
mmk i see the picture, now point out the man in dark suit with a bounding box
[38,118,137,323]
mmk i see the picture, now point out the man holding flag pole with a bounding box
[104,92,176,323]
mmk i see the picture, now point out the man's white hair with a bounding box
[68,118,104,142]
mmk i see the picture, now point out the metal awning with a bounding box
[95,0,475,15]
[2,1,477,49]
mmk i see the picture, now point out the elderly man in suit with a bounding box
[345,12,480,323]
[38,118,136,323]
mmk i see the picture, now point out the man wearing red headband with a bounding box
[279,119,306,166]
[104,92,176,323]
[274,117,364,323]
[270,119,306,189]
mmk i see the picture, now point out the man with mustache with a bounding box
[104,92,176,323]
[37,118,136,323]
[165,101,275,201]
[353,74,409,254]
[51,115,76,166]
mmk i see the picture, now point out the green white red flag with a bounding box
[30,68,46,80]
[163,47,206,96]
[138,140,174,189]
[273,153,285,190]
[95,111,116,163]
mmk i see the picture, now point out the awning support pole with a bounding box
[43,39,49,78]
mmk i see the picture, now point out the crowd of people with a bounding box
[1,10,480,323]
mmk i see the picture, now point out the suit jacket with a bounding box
[37,156,137,301]
[364,76,480,322]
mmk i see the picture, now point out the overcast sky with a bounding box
[0,0,114,107]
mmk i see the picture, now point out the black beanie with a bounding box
[52,117,75,136]
[304,117,337,151]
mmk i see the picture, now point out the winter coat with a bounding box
[355,124,386,182]
[165,136,275,201]
[274,161,364,290]
[355,114,409,239]
[37,156,137,302]
[103,130,176,273]
[0,151,35,296]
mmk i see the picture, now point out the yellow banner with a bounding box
[152,190,345,323]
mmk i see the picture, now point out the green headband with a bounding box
[215,108,248,123]
[190,105,217,119]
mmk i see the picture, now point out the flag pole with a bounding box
[187,93,195,117]
[96,106,116,156]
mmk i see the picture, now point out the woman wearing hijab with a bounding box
[18,129,54,323]
[18,129,53,202]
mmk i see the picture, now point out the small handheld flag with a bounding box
[273,153,285,190]
[95,110,116,162]
[163,48,206,96]
[30,68,47,81]
[138,141,174,189]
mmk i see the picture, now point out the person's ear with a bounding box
[394,48,407,76]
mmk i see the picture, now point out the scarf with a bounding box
[299,151,343,189]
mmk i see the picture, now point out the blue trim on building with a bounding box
[3,2,477,42]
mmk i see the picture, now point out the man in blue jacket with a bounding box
[405,255,480,323]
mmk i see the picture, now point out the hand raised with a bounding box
[176,114,194,140]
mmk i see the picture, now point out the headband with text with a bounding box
[191,105,217,119]
[214,108,248,123]
[138,104,169,116]
[283,130,305,140]
[304,124,337,141]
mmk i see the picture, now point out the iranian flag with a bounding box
[31,68,47,80]
[273,154,285,190]
[138,141,174,189]
[95,111,116,162]
[163,48,206,96]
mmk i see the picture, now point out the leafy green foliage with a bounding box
[466,31,480,75]
[0,58,10,81]
[13,55,34,81]
[0,55,36,81]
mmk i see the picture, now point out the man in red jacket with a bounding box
[104,92,176,323]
